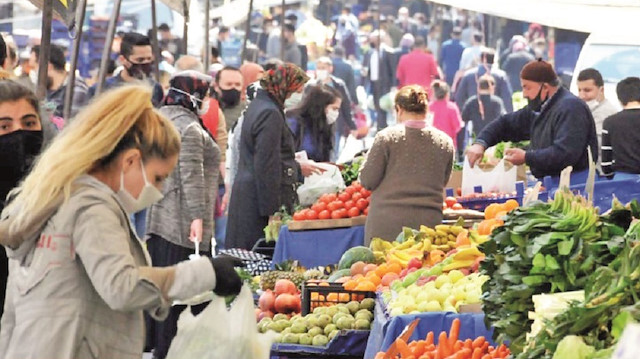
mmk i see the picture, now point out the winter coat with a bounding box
[475,87,599,179]
[226,90,300,250]
[455,66,514,113]
[0,175,217,359]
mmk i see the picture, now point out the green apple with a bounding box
[312,334,329,346]
[323,323,337,336]
[308,326,323,337]
[299,333,313,345]
[447,269,465,283]
[317,314,332,328]
[434,275,450,289]
[336,316,355,330]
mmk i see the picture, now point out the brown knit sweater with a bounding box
[359,124,455,243]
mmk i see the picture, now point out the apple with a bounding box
[407,257,422,270]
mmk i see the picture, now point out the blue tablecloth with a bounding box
[272,225,365,268]
[271,330,370,358]
[364,296,494,359]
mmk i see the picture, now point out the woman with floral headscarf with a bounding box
[226,63,319,250]
[145,70,228,359]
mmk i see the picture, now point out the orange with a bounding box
[343,279,358,291]
[366,272,382,286]
[319,281,330,287]
[311,292,319,300]
[477,220,490,235]
[484,203,502,220]
[338,293,350,302]
[355,280,377,291]
[363,263,378,275]
[387,262,402,275]
[335,276,350,283]
[352,274,364,280]
[504,199,519,211]
[374,263,389,278]
[327,293,338,302]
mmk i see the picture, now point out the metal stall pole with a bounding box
[150,0,160,80]
[63,0,88,120]
[204,0,210,68]
[280,0,285,60]
[241,0,254,63]
[183,0,189,53]
[96,0,123,96]
[36,0,53,100]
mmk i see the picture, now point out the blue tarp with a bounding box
[271,330,370,357]
[273,225,365,269]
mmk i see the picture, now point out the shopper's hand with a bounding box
[504,148,526,166]
[298,161,326,177]
[210,256,244,296]
[466,144,486,168]
[190,219,203,243]
[221,186,230,213]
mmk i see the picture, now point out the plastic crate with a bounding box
[301,282,375,315]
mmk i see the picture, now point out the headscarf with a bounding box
[259,63,309,108]
[164,70,212,113]
[240,62,264,100]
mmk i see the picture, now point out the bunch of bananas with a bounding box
[549,189,600,239]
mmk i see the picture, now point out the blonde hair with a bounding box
[7,84,180,227]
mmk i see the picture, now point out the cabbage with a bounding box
[552,336,595,359]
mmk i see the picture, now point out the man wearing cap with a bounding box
[466,59,598,181]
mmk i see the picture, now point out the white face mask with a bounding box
[316,69,329,82]
[197,99,210,116]
[326,108,339,125]
[285,92,303,109]
[586,99,600,111]
[116,159,164,214]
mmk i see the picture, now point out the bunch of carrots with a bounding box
[374,319,510,359]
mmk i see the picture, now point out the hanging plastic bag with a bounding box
[461,158,517,196]
[296,162,345,206]
[166,285,276,359]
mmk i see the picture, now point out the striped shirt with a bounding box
[601,109,640,178]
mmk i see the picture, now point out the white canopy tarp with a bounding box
[210,0,305,27]
[428,0,640,33]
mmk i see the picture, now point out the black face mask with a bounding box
[527,84,546,112]
[126,59,153,80]
[219,88,241,108]
[0,130,43,204]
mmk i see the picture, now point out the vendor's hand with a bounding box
[189,219,203,243]
[220,187,230,213]
[210,256,244,296]
[298,161,326,177]
[504,148,526,165]
[466,144,486,168]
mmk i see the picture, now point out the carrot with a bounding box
[453,340,464,352]
[464,339,473,350]
[481,355,491,359]
[426,331,435,346]
[438,331,451,358]
[472,336,485,349]
[457,348,472,359]
[480,342,489,353]
[448,319,461,346]
[396,338,412,358]
[414,341,427,357]
[471,348,483,359]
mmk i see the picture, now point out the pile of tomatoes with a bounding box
[292,182,371,221]
[442,196,464,210]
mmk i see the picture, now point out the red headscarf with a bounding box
[259,63,309,108]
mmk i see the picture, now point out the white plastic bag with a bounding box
[461,158,517,196]
[296,162,345,206]
[166,285,276,359]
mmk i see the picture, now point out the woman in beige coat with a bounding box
[359,85,455,244]
[0,85,241,359]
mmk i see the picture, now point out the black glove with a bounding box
[209,256,243,297]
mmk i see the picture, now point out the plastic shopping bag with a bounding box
[296,162,345,206]
[166,285,276,359]
[461,158,517,196]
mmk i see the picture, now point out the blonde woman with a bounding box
[0,85,241,358]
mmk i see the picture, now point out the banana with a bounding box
[435,224,451,232]
[443,258,476,272]
[421,240,432,252]
[448,234,457,242]
[420,225,436,237]
[453,246,484,261]
[396,239,416,250]
[435,230,448,237]
[411,241,424,251]
[449,226,465,235]
[447,241,457,248]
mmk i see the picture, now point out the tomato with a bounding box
[356,198,369,211]
[318,210,331,220]
[293,211,305,221]
[311,202,327,213]
[344,200,355,210]
[348,207,360,217]
[344,187,356,196]
[452,203,463,210]
[360,188,371,198]
[327,200,344,211]
[331,210,344,219]
[363,207,369,215]
[338,192,351,202]
[351,181,362,191]
[305,209,319,220]
[320,193,337,204]
[338,208,348,218]
[444,196,457,208]
[351,192,363,202]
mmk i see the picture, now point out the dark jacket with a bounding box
[331,57,357,105]
[502,50,535,92]
[475,87,598,179]
[439,39,466,86]
[363,47,397,94]
[455,66,514,113]
[88,73,164,108]
[461,94,506,136]
[46,76,89,119]
[226,90,300,250]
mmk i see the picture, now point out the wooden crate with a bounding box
[288,215,367,231]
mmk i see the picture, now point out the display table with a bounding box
[270,330,370,358]
[364,296,494,359]
[272,225,365,268]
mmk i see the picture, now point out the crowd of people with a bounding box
[0,2,639,358]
